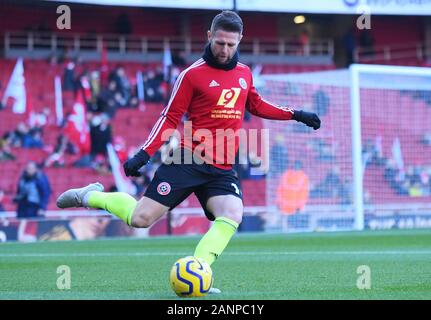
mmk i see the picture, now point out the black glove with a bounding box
[293,110,321,130]
[123,149,150,177]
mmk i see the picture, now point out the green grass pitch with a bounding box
[1,229,431,300]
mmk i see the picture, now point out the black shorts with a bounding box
[144,161,243,221]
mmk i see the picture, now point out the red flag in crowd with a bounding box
[64,91,91,155]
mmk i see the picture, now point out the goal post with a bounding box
[261,64,431,232]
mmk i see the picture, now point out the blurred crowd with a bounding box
[0,58,183,216]
[384,161,431,197]
[2,55,431,218]
[364,136,431,198]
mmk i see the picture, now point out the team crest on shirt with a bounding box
[157,182,171,196]
[239,78,247,89]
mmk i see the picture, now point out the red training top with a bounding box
[141,58,294,169]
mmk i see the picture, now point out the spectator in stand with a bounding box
[0,189,5,212]
[90,113,112,160]
[78,71,94,110]
[25,128,44,149]
[270,134,289,176]
[9,122,29,147]
[427,167,431,196]
[128,95,140,109]
[97,80,125,118]
[421,133,431,146]
[409,182,423,197]
[0,132,16,161]
[90,71,101,101]
[339,176,353,205]
[97,80,116,113]
[310,166,342,199]
[308,138,335,162]
[126,78,140,109]
[172,51,187,67]
[420,167,431,196]
[144,70,165,103]
[362,137,385,167]
[313,87,329,116]
[44,134,79,168]
[14,161,52,218]
[384,158,398,182]
[109,66,131,104]
[63,61,76,92]
[384,158,409,196]
[405,166,421,186]
[10,122,44,149]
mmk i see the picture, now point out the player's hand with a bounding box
[293,110,321,130]
[123,149,150,177]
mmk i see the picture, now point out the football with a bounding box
[170,256,213,297]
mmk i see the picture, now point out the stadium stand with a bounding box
[0,1,429,217]
[0,52,339,213]
[3,56,431,212]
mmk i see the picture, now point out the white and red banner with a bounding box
[107,143,137,195]
[2,58,27,114]
[55,76,64,126]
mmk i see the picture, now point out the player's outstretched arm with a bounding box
[122,63,195,177]
[292,110,321,130]
[246,80,321,130]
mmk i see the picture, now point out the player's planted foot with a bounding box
[56,182,104,209]
[208,287,221,294]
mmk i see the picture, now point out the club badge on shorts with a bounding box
[157,182,171,195]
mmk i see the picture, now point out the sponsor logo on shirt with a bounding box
[217,88,241,108]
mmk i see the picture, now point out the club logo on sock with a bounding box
[157,182,171,196]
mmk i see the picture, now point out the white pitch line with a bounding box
[1,250,431,258]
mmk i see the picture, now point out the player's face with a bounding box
[207,29,242,64]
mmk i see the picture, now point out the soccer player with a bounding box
[57,11,320,292]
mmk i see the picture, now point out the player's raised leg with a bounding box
[194,194,243,266]
[130,196,170,227]
[56,183,169,227]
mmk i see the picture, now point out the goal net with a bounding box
[260,64,431,232]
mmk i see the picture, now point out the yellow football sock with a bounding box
[88,191,137,226]
[194,217,238,266]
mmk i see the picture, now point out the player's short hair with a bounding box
[210,11,243,35]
